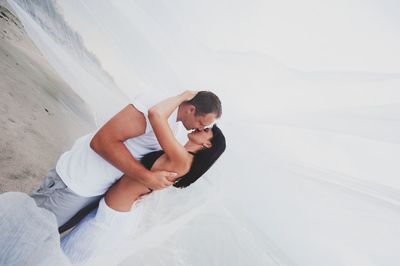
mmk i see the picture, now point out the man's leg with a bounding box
[31,168,101,227]
[58,199,100,233]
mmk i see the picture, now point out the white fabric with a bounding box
[61,197,144,265]
[0,192,71,266]
[55,92,188,197]
[7,1,400,265]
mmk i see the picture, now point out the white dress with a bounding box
[60,197,144,265]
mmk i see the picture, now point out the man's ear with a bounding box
[188,105,196,114]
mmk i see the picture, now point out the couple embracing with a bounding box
[31,90,226,264]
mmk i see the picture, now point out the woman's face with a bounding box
[188,127,213,146]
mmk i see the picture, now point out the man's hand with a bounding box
[145,170,178,190]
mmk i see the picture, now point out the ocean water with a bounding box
[5,0,400,265]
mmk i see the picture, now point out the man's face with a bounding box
[182,109,217,131]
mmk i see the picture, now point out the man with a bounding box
[31,91,222,228]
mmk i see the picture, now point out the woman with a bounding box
[61,91,226,264]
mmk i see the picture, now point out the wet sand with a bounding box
[0,3,95,193]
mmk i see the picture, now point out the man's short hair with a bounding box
[186,91,222,118]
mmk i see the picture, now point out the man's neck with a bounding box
[176,104,185,122]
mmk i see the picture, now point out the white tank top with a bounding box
[56,93,188,196]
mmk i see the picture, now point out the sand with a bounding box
[0,3,95,194]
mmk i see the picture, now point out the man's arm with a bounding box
[90,104,176,190]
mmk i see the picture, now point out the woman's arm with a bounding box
[148,91,196,168]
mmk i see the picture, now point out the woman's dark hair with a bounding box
[174,124,226,188]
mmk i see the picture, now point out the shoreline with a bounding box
[0,3,95,193]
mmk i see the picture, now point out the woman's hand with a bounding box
[182,90,198,101]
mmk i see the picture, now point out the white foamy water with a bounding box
[5,0,400,265]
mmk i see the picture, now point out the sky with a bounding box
[51,0,400,117]
[60,0,400,75]
[163,0,400,73]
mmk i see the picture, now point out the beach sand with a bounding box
[0,3,95,194]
